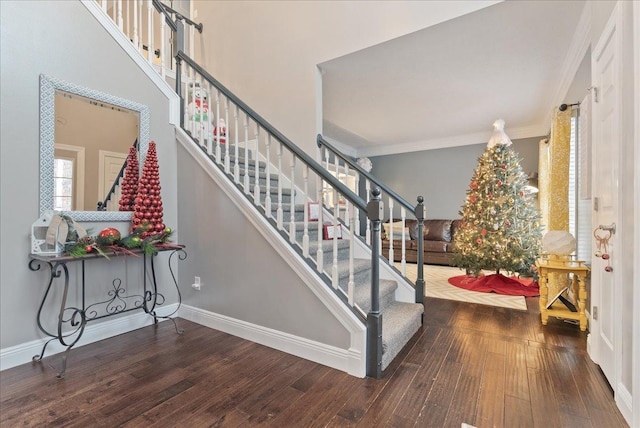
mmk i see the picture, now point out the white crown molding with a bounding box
[356,123,548,158]
[0,304,178,372]
[179,304,365,378]
[81,0,180,125]
[321,135,359,158]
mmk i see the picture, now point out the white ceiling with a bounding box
[320,0,588,157]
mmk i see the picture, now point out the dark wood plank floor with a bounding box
[0,297,628,427]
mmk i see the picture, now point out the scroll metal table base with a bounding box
[29,246,186,379]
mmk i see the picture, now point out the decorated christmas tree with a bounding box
[132,141,165,238]
[451,120,542,276]
[118,146,139,211]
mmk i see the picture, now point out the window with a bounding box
[54,157,74,210]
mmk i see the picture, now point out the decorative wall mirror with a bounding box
[40,74,150,221]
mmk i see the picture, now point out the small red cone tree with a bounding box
[119,146,139,211]
[132,141,165,238]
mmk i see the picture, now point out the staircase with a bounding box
[90,0,426,377]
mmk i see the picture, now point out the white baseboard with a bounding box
[0,304,178,372]
[616,382,632,426]
[179,304,365,378]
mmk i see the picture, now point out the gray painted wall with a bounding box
[0,1,177,349]
[176,145,350,348]
[370,136,542,219]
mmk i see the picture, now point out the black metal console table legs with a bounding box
[28,246,186,379]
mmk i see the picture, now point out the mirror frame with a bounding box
[40,74,150,221]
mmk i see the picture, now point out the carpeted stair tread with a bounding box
[381,301,423,370]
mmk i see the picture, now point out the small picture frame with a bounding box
[308,202,320,221]
[323,224,343,240]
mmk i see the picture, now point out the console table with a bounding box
[28,245,186,378]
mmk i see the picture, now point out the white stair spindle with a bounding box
[243,113,250,192]
[117,0,123,30]
[348,205,356,306]
[215,88,221,162]
[276,142,283,229]
[332,187,339,289]
[160,14,166,78]
[188,69,195,139]
[233,105,240,183]
[365,179,371,245]
[224,98,230,174]
[132,0,139,48]
[147,0,153,64]
[315,146,324,272]
[400,207,407,276]
[265,135,272,218]
[354,171,361,236]
[101,0,107,13]
[302,165,309,257]
[253,127,261,205]
[334,154,341,222]
[138,1,143,52]
[288,156,296,243]
[388,199,395,263]
[344,164,350,228]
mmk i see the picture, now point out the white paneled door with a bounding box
[590,6,621,394]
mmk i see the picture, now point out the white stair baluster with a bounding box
[354,171,361,236]
[146,0,153,64]
[400,207,407,276]
[117,0,123,30]
[276,141,283,229]
[253,127,261,205]
[243,113,250,193]
[315,147,324,273]
[160,13,166,78]
[288,156,296,243]
[344,163,350,228]
[188,68,196,139]
[138,1,143,53]
[388,198,394,263]
[215,88,221,162]
[331,187,339,289]
[133,0,139,49]
[302,165,309,257]
[333,154,341,223]
[224,98,230,173]
[101,0,107,13]
[348,204,356,306]
[365,179,371,245]
[265,135,272,218]
[233,105,239,183]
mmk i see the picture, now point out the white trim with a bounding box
[356,123,547,158]
[179,304,365,378]
[0,304,178,372]
[81,0,180,125]
[633,2,640,426]
[617,381,633,426]
[55,144,86,210]
[176,128,367,376]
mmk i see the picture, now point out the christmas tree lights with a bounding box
[451,120,542,276]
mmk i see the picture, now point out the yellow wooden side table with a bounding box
[536,255,590,331]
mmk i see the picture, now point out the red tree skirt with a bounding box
[448,273,539,297]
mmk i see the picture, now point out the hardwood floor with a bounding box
[0,297,628,427]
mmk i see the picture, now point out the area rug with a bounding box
[448,273,539,297]
[395,263,528,311]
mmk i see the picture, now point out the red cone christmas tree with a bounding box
[118,146,139,211]
[132,141,165,238]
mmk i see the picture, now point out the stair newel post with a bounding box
[175,55,184,128]
[415,196,425,304]
[367,187,383,379]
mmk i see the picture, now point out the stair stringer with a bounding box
[177,128,367,377]
[82,0,180,125]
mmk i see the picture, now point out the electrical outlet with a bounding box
[192,276,201,290]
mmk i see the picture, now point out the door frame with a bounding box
[632,2,640,427]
